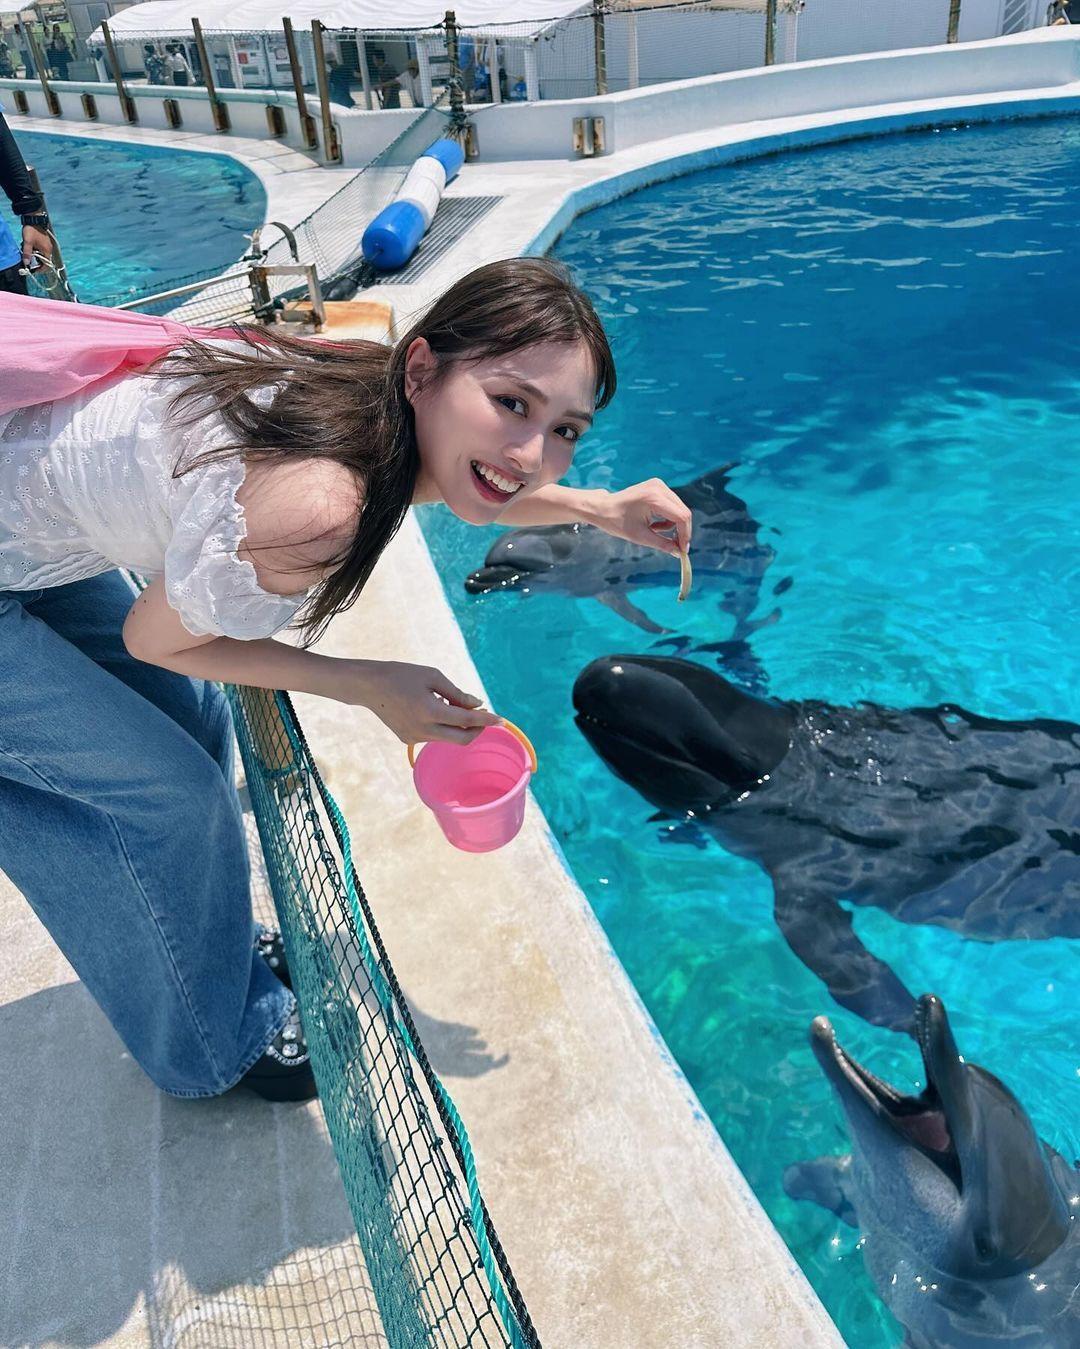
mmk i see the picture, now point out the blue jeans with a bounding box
[0,572,294,1097]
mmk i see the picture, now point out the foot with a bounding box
[240,1004,317,1102]
[256,927,292,989]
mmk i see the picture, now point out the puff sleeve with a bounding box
[163,453,311,639]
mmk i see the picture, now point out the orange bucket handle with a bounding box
[408,718,538,773]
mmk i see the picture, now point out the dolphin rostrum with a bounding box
[464,463,780,637]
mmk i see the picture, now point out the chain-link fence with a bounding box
[171,683,543,1348]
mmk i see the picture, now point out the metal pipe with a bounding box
[357,34,373,110]
[524,43,539,102]
[487,38,501,104]
[417,38,435,106]
[765,0,777,65]
[947,0,962,42]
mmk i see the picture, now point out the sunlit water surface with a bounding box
[12,130,264,306]
[421,118,1080,1344]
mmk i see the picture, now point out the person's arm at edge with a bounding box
[0,109,45,216]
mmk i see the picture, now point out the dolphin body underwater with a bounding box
[464,464,780,637]
[572,654,1080,1031]
[786,996,1080,1348]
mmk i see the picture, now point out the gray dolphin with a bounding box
[785,995,1080,1348]
[572,654,1080,1031]
[464,464,779,637]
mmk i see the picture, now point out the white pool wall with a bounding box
[464,26,1080,161]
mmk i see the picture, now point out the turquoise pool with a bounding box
[10,130,265,307]
[421,117,1080,1345]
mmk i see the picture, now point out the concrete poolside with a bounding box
[12,29,1080,1344]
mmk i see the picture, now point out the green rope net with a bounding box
[226,685,540,1349]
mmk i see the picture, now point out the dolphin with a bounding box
[464,463,780,637]
[785,995,1080,1348]
[571,654,1080,1031]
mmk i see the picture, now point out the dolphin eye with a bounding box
[974,1232,994,1260]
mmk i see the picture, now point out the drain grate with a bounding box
[374,196,504,285]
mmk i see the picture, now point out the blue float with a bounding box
[361,138,465,272]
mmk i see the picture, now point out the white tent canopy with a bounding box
[88,0,598,43]
[89,0,770,43]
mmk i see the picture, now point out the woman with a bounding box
[0,259,691,1103]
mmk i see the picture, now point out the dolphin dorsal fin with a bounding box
[674,462,739,511]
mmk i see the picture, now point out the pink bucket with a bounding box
[409,721,538,853]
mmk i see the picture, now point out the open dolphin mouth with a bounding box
[813,996,962,1189]
[464,564,527,594]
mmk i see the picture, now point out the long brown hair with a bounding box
[163,257,616,644]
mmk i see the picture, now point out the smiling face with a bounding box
[406,339,597,524]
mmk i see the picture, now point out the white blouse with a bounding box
[0,351,311,639]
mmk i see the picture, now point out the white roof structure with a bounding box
[90,0,594,42]
[89,0,769,43]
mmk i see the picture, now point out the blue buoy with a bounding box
[422,138,465,182]
[359,137,465,273]
[361,200,427,271]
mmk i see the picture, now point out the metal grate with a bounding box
[373,197,504,285]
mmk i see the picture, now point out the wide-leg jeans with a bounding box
[0,571,293,1096]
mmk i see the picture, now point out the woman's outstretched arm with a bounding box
[123,577,498,744]
[497,478,693,556]
[123,458,499,743]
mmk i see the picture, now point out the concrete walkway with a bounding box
[0,813,384,1348]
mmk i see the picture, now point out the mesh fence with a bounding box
[225,684,540,1349]
[415,0,774,103]
[47,102,453,323]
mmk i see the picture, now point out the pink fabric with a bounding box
[0,293,238,416]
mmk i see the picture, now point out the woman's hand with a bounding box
[339,659,501,746]
[587,478,692,558]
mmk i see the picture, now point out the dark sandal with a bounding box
[256,927,292,989]
[240,1004,317,1102]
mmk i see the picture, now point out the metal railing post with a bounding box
[191,19,230,131]
[101,22,137,122]
[310,20,342,163]
[445,10,466,128]
[282,17,319,147]
[357,34,374,111]
[592,0,607,95]
[765,0,777,65]
[947,0,962,42]
[24,25,61,116]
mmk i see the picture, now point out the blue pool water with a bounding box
[421,117,1080,1345]
[10,131,265,306]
